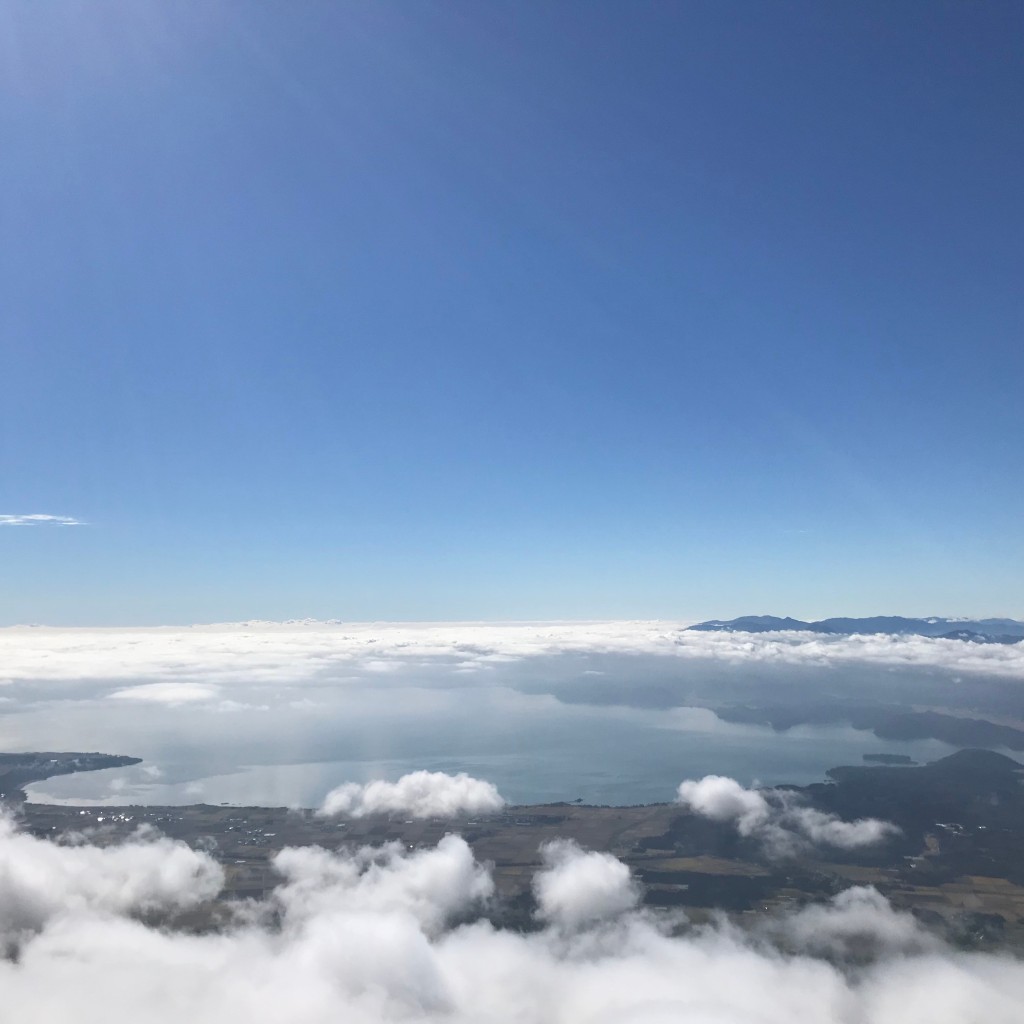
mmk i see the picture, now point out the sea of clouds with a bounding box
[2,619,1017,807]
[0,806,1021,1023]
[0,624,1021,1018]
[2,620,1024,694]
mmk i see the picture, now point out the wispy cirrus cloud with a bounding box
[0,514,85,527]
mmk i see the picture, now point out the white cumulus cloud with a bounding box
[533,839,640,929]
[0,816,222,951]
[273,834,494,935]
[767,884,939,959]
[677,775,899,856]
[676,775,772,834]
[0,817,1022,1023]
[319,771,506,819]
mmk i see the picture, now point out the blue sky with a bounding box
[2,1,1022,624]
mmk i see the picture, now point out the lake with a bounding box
[2,622,1010,808]
[24,703,961,808]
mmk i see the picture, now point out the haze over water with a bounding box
[3,621,1004,808]
[26,715,959,809]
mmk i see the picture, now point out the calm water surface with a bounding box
[26,705,960,807]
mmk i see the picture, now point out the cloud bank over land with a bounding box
[320,771,506,819]
[677,775,899,856]
[0,816,1022,1023]
[0,514,84,527]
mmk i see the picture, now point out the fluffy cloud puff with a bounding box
[0,818,1023,1023]
[272,835,494,935]
[319,771,506,819]
[765,884,939,960]
[533,839,640,930]
[0,816,222,950]
[677,775,899,856]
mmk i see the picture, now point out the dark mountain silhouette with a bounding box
[688,615,1024,643]
[827,747,1023,785]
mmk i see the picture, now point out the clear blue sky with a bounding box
[2,1,1022,624]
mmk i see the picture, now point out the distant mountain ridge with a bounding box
[687,615,1024,643]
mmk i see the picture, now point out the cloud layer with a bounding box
[1,621,1020,808]
[320,771,506,819]
[0,815,1022,1023]
[2,621,1021,691]
[677,774,899,856]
